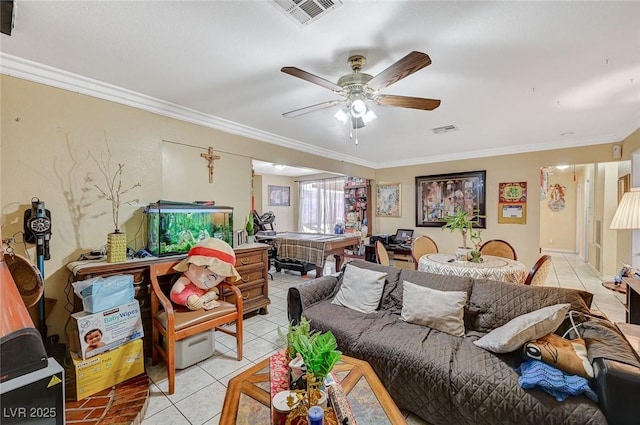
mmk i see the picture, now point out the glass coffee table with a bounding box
[220,352,406,425]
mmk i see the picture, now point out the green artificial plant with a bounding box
[291,329,342,381]
[278,316,318,360]
[442,207,484,249]
[245,214,254,237]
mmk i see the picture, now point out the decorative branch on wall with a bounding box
[201,146,221,183]
[89,135,141,232]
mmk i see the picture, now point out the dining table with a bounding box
[418,252,529,284]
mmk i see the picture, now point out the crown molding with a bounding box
[0,53,376,169]
[2,53,635,171]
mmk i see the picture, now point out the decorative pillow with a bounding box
[400,280,468,337]
[331,264,387,313]
[474,303,570,353]
[523,333,594,378]
[517,359,598,402]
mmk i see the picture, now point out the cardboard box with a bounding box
[71,300,143,359]
[69,339,144,400]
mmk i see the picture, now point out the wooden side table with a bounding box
[623,277,640,324]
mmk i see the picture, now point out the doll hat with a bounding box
[173,238,241,281]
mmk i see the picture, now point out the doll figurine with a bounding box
[170,238,241,310]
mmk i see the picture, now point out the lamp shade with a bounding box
[610,187,640,230]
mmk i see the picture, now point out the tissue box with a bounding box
[71,300,143,359]
[72,274,134,313]
[68,339,143,400]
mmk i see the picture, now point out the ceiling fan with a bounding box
[281,51,441,131]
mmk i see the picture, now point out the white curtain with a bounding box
[298,177,345,233]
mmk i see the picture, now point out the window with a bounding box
[298,177,345,234]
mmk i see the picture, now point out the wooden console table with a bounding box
[67,243,271,357]
[624,277,640,324]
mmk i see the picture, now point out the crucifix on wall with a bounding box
[200,146,221,183]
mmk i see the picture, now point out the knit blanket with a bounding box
[517,359,598,402]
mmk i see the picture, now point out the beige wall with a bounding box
[0,75,372,342]
[2,74,639,342]
[373,145,628,271]
[258,174,297,232]
[540,170,577,252]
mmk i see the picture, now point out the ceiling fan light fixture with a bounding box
[350,98,367,118]
[334,107,349,124]
[361,108,376,125]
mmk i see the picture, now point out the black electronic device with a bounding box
[390,229,413,245]
[23,199,52,261]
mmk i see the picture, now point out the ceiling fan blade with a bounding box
[367,51,432,91]
[281,67,343,92]
[282,100,343,117]
[375,95,441,110]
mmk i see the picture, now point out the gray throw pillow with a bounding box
[331,264,387,313]
[474,303,570,353]
[400,280,468,337]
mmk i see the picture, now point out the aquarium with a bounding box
[145,202,233,257]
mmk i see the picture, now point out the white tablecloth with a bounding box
[418,253,528,284]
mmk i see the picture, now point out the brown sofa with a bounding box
[287,259,640,425]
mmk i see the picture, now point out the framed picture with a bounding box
[498,181,527,224]
[376,183,401,217]
[268,185,290,207]
[415,170,486,228]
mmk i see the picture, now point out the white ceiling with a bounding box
[1,1,639,170]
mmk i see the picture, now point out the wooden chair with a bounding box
[149,260,243,394]
[411,236,438,269]
[524,255,552,286]
[479,239,518,260]
[375,240,390,266]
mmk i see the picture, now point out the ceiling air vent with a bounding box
[432,125,458,134]
[272,0,343,27]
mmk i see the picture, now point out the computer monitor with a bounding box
[393,229,414,243]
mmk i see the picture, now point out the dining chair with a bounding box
[375,240,390,266]
[479,239,518,260]
[524,255,552,286]
[411,235,438,269]
[149,260,244,394]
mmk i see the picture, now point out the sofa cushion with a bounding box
[337,259,402,309]
[474,303,570,353]
[466,280,592,332]
[331,264,387,313]
[382,268,473,313]
[401,281,467,337]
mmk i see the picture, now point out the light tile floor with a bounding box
[142,253,625,425]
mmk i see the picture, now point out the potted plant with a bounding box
[469,228,483,263]
[442,207,484,261]
[90,141,141,263]
[245,214,255,243]
[278,316,317,361]
[291,329,342,407]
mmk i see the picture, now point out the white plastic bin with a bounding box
[169,329,215,369]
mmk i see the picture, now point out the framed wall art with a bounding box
[376,182,401,217]
[498,181,527,224]
[268,185,290,207]
[415,170,486,228]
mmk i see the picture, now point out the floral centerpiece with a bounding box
[442,207,484,261]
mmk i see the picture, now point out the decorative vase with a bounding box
[247,235,256,244]
[455,247,472,262]
[107,231,127,263]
